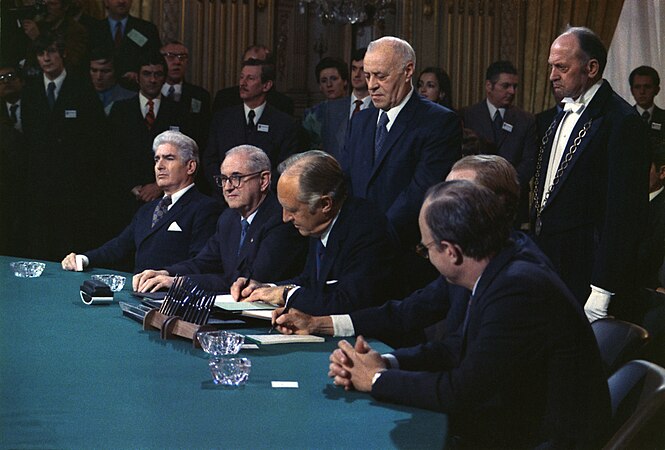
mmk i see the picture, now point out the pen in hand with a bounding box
[269,284,296,334]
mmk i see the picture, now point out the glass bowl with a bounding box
[208,357,251,386]
[197,330,245,357]
[91,274,126,292]
[10,261,45,278]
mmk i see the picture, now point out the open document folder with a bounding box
[213,294,278,311]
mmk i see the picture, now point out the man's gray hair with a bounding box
[224,145,271,172]
[278,150,347,212]
[152,130,199,165]
[367,36,416,69]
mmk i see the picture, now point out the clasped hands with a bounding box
[328,336,387,392]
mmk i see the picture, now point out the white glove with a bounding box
[584,286,612,322]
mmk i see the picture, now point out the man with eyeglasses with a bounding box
[0,61,25,132]
[230,150,404,316]
[133,145,307,293]
[160,40,211,152]
[62,130,220,273]
[204,58,302,200]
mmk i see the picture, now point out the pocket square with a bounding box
[167,221,182,232]
[325,279,339,285]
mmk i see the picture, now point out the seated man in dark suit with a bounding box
[204,58,302,196]
[89,0,161,87]
[272,154,520,349]
[212,45,294,116]
[630,65,664,140]
[160,40,211,150]
[341,36,462,290]
[132,145,307,293]
[108,52,186,225]
[461,60,536,224]
[329,180,611,449]
[61,131,220,273]
[231,150,403,315]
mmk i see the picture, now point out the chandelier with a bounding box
[297,0,396,25]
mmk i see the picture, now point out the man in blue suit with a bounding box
[329,180,611,449]
[61,131,220,273]
[270,154,519,348]
[204,58,302,198]
[231,151,403,315]
[132,145,307,293]
[341,36,462,290]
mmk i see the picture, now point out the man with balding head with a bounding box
[341,36,462,290]
[532,26,649,322]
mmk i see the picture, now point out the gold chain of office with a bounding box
[532,116,593,218]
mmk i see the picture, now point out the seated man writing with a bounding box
[231,150,405,315]
[61,131,220,273]
[132,145,308,293]
[328,180,611,449]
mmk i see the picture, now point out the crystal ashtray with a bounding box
[91,274,126,292]
[10,261,45,278]
[197,330,245,357]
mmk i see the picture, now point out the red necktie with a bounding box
[145,100,155,130]
[352,99,363,116]
[114,22,123,48]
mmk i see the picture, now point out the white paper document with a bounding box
[214,295,276,311]
[244,334,325,344]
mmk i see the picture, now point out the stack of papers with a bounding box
[244,334,325,345]
[214,294,277,311]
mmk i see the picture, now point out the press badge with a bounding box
[191,98,202,113]
[257,124,269,132]
[65,110,77,119]
[652,122,662,131]
[127,29,148,47]
[502,122,513,133]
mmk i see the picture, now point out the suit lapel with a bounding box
[356,108,380,195]
[137,188,193,243]
[542,82,611,210]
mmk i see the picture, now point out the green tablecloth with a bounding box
[0,256,447,449]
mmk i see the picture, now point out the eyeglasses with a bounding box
[214,171,263,188]
[161,52,189,61]
[415,240,438,259]
[0,72,17,83]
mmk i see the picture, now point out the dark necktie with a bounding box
[47,82,56,110]
[151,195,172,228]
[9,104,18,124]
[247,110,256,129]
[114,21,123,48]
[492,109,503,140]
[352,99,363,116]
[145,99,155,130]
[316,240,325,280]
[374,111,390,162]
[167,85,176,100]
[238,219,250,255]
[642,110,650,124]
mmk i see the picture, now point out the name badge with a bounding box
[169,125,180,131]
[502,122,513,132]
[65,110,77,119]
[127,29,148,47]
[191,98,202,114]
[652,122,662,131]
[257,124,269,133]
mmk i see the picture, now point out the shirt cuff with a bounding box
[78,254,90,270]
[330,314,355,337]
[382,353,399,369]
[285,285,300,301]
[590,284,614,296]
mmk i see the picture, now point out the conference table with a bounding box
[0,256,447,449]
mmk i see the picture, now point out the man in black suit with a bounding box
[341,36,462,290]
[329,180,611,449]
[108,52,185,226]
[461,60,536,223]
[231,151,402,316]
[88,47,135,116]
[0,60,25,132]
[204,58,301,196]
[211,45,294,116]
[21,33,107,261]
[271,154,520,349]
[532,27,650,321]
[61,131,220,273]
[630,65,664,139]
[160,40,210,149]
[132,145,307,293]
[89,0,161,87]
